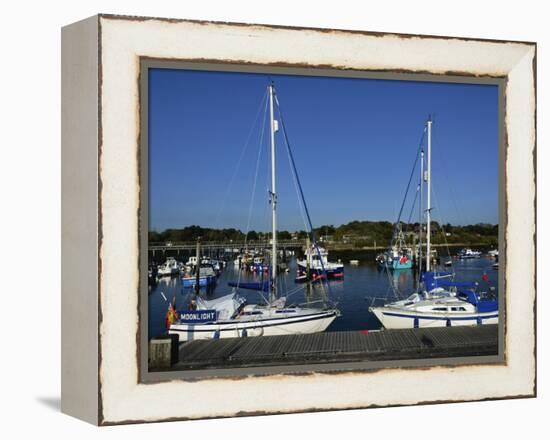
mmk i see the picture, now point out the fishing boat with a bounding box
[487,249,499,258]
[169,83,340,341]
[369,118,498,329]
[181,241,217,288]
[296,245,344,281]
[376,223,413,270]
[376,248,413,270]
[181,265,217,288]
[157,257,180,276]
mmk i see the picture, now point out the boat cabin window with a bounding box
[275,309,296,313]
[432,307,447,311]
[243,311,264,315]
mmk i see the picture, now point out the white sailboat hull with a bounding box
[157,268,178,276]
[370,307,498,329]
[169,310,338,342]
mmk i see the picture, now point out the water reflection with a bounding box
[149,256,499,338]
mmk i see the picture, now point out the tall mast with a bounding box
[426,118,432,272]
[418,148,424,276]
[269,84,277,301]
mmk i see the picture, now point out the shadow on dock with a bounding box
[154,325,498,371]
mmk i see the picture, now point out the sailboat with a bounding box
[169,83,340,341]
[369,118,498,329]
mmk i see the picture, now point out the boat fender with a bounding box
[241,328,248,338]
[213,329,220,340]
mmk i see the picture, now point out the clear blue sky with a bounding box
[149,68,498,232]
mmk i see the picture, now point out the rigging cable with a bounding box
[385,126,426,297]
[274,92,335,306]
[214,90,269,227]
[395,127,426,224]
[234,94,270,294]
[406,184,420,225]
[431,177,454,273]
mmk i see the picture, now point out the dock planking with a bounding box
[158,325,498,371]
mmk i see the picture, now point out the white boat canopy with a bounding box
[195,294,244,320]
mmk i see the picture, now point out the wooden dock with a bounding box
[161,325,498,371]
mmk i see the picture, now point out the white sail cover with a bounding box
[195,293,244,320]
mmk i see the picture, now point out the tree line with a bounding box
[149,221,498,246]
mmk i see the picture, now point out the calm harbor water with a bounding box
[148,253,499,339]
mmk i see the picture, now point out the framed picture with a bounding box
[61,14,536,425]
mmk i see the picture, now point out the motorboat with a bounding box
[457,248,482,259]
[296,245,344,280]
[157,257,179,276]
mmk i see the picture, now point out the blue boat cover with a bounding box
[477,300,498,313]
[228,281,270,292]
[457,289,478,304]
[421,271,476,290]
[457,289,498,312]
[422,271,449,289]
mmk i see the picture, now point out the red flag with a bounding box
[482,273,489,283]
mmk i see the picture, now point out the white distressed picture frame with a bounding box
[61,14,536,425]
